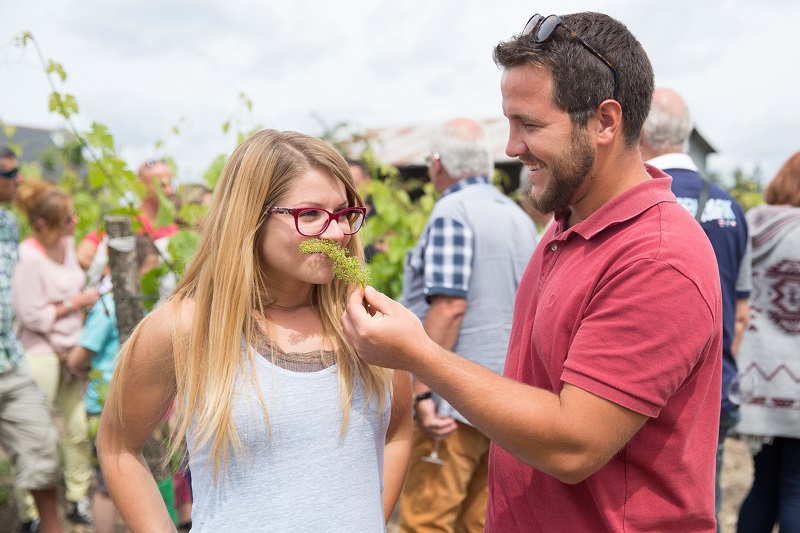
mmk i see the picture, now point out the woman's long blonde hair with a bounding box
[108,130,393,480]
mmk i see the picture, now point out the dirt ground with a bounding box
[0,436,758,532]
[719,436,755,533]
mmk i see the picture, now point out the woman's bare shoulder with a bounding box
[130,297,197,366]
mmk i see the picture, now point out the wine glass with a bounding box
[420,399,453,465]
[727,370,758,405]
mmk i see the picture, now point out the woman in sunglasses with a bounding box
[98,129,412,532]
[11,181,100,527]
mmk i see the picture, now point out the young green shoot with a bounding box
[299,238,370,288]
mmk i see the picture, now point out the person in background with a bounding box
[174,182,213,232]
[342,12,723,532]
[735,151,800,533]
[12,180,99,528]
[399,118,537,532]
[518,164,554,237]
[76,158,178,280]
[640,87,751,531]
[98,130,412,531]
[0,146,64,533]
[66,236,159,533]
[347,159,382,262]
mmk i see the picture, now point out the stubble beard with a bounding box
[528,125,595,214]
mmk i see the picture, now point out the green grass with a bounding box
[0,456,12,506]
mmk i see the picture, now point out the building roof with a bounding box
[0,124,61,164]
[363,116,515,168]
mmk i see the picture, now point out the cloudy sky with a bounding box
[1,0,797,184]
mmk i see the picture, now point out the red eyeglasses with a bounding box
[267,206,366,237]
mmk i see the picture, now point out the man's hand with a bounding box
[342,286,436,372]
[414,399,458,440]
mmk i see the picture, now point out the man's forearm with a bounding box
[424,296,466,351]
[416,296,467,395]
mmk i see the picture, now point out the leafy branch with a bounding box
[14,32,138,207]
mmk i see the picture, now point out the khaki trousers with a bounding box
[16,353,92,522]
[399,420,490,533]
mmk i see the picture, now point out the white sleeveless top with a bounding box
[187,347,390,532]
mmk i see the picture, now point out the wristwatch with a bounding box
[62,297,74,310]
[414,392,433,405]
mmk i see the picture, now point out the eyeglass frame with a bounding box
[267,206,367,236]
[144,159,167,168]
[424,152,441,167]
[0,167,19,179]
[522,13,619,101]
[62,211,78,225]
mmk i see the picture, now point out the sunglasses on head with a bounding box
[521,13,618,101]
[0,167,19,179]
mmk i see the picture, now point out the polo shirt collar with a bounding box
[553,164,676,240]
[441,175,491,198]
[647,152,698,172]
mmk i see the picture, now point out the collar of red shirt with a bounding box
[552,164,675,241]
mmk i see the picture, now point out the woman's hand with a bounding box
[76,287,101,309]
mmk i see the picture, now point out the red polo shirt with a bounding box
[487,166,722,532]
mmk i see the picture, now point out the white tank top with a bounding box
[187,349,390,532]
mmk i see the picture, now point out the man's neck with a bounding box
[568,147,651,225]
[141,197,159,223]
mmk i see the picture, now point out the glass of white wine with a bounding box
[420,399,453,465]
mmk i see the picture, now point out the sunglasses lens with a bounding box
[536,15,561,42]
[0,168,19,179]
[521,14,542,36]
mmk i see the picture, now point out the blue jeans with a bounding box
[716,407,740,532]
[737,437,800,532]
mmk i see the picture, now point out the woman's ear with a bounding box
[32,217,47,233]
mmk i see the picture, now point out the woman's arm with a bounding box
[381,369,413,522]
[97,300,180,533]
[66,345,94,378]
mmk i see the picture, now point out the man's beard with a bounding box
[527,125,595,214]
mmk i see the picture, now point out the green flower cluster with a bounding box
[299,238,370,288]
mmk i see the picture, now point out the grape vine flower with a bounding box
[299,238,370,288]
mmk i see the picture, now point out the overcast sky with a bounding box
[2,0,798,185]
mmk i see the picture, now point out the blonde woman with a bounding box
[11,181,99,528]
[98,130,413,532]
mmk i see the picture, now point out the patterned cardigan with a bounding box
[736,204,800,440]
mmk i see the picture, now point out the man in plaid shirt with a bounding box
[399,119,537,532]
[0,146,62,533]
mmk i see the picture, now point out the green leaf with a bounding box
[48,93,61,113]
[202,154,227,189]
[16,32,33,47]
[87,165,107,188]
[46,60,67,82]
[154,185,176,229]
[222,121,230,134]
[86,122,114,152]
[63,94,78,115]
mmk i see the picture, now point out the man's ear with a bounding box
[594,99,623,146]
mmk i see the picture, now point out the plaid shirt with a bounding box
[421,176,492,299]
[0,208,25,372]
